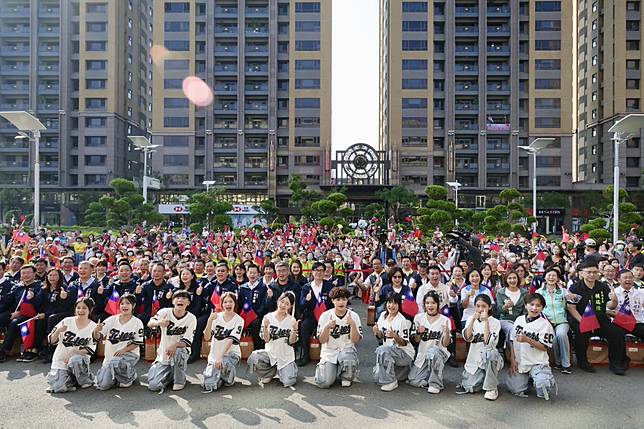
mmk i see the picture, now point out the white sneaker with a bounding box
[261,377,273,384]
[380,380,398,392]
[427,386,440,394]
[80,383,94,389]
[172,383,185,391]
[341,380,352,387]
[119,380,133,388]
[484,389,499,401]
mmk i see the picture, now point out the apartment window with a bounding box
[295,79,320,89]
[402,79,428,89]
[86,41,106,51]
[166,174,189,185]
[295,2,320,13]
[402,21,428,32]
[278,3,289,15]
[165,40,189,51]
[295,59,320,70]
[164,60,189,70]
[278,80,289,91]
[295,136,320,147]
[295,21,320,32]
[626,98,640,110]
[537,176,561,186]
[536,156,561,168]
[85,174,107,186]
[627,137,640,148]
[535,79,560,89]
[85,98,106,109]
[535,117,561,128]
[86,60,106,70]
[402,117,428,128]
[164,136,189,147]
[626,60,640,70]
[164,117,189,127]
[402,136,427,147]
[402,98,427,109]
[85,155,106,166]
[626,21,640,31]
[535,20,561,31]
[535,40,561,50]
[163,97,188,108]
[535,98,561,109]
[627,2,640,11]
[627,40,640,51]
[164,155,189,166]
[164,79,183,89]
[402,2,428,12]
[295,40,320,51]
[295,98,320,108]
[85,136,106,147]
[295,117,320,127]
[535,59,560,70]
[164,2,189,12]
[86,22,107,32]
[86,79,106,89]
[626,177,641,187]
[535,1,561,12]
[402,40,427,51]
[402,59,427,70]
[434,3,445,15]
[164,21,189,32]
[85,117,106,128]
[86,3,107,13]
[626,157,640,168]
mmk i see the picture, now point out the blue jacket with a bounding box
[299,280,334,320]
[238,281,269,317]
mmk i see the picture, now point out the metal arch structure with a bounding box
[331,143,390,186]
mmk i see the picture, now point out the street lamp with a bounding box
[446,181,462,225]
[607,114,644,243]
[127,135,160,204]
[518,138,555,234]
[202,180,216,191]
[0,111,46,229]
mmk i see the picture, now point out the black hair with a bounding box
[578,260,599,270]
[618,269,634,277]
[329,287,351,300]
[278,291,296,307]
[427,265,441,272]
[466,268,482,284]
[543,267,562,281]
[76,297,95,312]
[525,292,546,307]
[246,263,260,272]
[473,294,492,307]
[422,291,441,307]
[388,266,404,281]
[172,290,191,300]
[384,292,403,314]
[119,293,137,306]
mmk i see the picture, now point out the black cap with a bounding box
[386,258,396,266]
[418,259,429,267]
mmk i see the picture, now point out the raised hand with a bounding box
[135,284,143,294]
[416,324,426,334]
[159,313,170,328]
[97,284,105,295]
[60,288,68,300]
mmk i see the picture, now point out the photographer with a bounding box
[447,231,482,268]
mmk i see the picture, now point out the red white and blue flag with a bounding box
[441,304,456,330]
[614,302,637,332]
[240,301,258,329]
[151,291,161,317]
[105,285,120,316]
[313,294,327,321]
[20,319,36,349]
[210,284,222,312]
[401,290,417,317]
[579,302,600,333]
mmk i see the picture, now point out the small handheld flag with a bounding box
[401,290,417,317]
[240,301,258,329]
[105,286,121,316]
[579,302,600,333]
[20,319,36,349]
[614,303,637,333]
[210,284,222,312]
[441,304,456,330]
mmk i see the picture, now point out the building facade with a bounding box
[0,0,331,223]
[380,0,643,206]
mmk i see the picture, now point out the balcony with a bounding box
[455,103,479,113]
[214,7,238,18]
[0,65,29,74]
[487,163,510,171]
[455,45,478,56]
[37,103,58,112]
[38,8,59,18]
[245,180,268,187]
[0,47,29,56]
[245,140,268,150]
[487,83,510,94]
[0,103,30,110]
[213,120,238,130]
[245,7,268,18]
[487,142,510,151]
[0,28,30,37]
[246,64,268,74]
[455,121,479,132]
[214,64,238,74]
[487,64,510,75]
[455,82,479,93]
[214,46,238,56]
[455,26,478,37]
[213,102,237,113]
[245,83,268,94]
[38,64,59,74]
[213,83,238,94]
[0,84,29,93]
[245,45,268,56]
[487,44,510,56]
[455,64,478,74]
[456,163,479,171]
[487,6,510,17]
[245,102,268,113]
[214,26,238,37]
[0,140,29,150]
[455,6,478,17]
[38,46,59,56]
[0,7,29,18]
[213,161,237,169]
[38,83,59,93]
[488,25,510,37]
[0,160,28,168]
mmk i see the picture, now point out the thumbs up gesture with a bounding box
[326,319,337,330]
[306,290,312,301]
[58,323,68,334]
[196,285,203,296]
[416,324,426,334]
[94,319,104,335]
[386,327,395,338]
[97,284,104,295]
[60,288,68,300]
[267,288,273,299]
[135,284,143,294]
[26,290,34,300]
[165,290,173,300]
[159,313,170,328]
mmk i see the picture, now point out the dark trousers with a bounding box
[0,311,11,329]
[1,315,29,352]
[297,317,318,363]
[569,316,627,366]
[189,314,209,361]
[36,312,69,350]
[247,317,264,351]
[630,323,644,341]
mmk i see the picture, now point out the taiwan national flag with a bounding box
[105,286,120,316]
[401,290,417,317]
[12,229,29,244]
[614,303,637,333]
[19,291,37,318]
[579,302,601,333]
[313,295,327,322]
[151,291,161,317]
[441,305,456,330]
[210,284,222,312]
[240,301,258,329]
[20,319,36,349]
[254,250,264,267]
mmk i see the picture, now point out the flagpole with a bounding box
[15,290,26,313]
[18,314,39,326]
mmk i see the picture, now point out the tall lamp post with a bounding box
[518,138,555,234]
[202,180,216,191]
[0,111,46,229]
[127,135,160,204]
[446,181,462,225]
[607,114,644,244]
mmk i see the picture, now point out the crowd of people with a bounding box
[0,222,643,400]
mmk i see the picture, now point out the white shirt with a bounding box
[317,309,363,364]
[376,312,414,359]
[100,315,144,365]
[151,307,197,365]
[207,312,244,363]
[49,317,97,371]
[460,286,495,322]
[260,311,297,369]
[614,286,644,323]
[511,315,554,373]
[415,282,454,314]
[411,313,450,368]
[462,315,501,375]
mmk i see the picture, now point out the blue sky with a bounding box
[332,0,378,150]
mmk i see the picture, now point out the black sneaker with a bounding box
[579,361,596,373]
[19,351,38,362]
[561,367,572,375]
[0,350,6,363]
[455,385,468,395]
[552,364,563,371]
[609,364,625,376]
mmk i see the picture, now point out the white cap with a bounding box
[584,238,597,247]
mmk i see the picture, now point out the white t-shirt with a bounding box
[49,317,97,371]
[511,315,554,373]
[151,307,197,365]
[415,282,453,314]
[100,315,144,365]
[462,315,501,375]
[614,286,644,323]
[411,313,451,368]
[317,309,363,364]
[460,286,495,322]
[376,312,414,359]
[505,288,522,305]
[207,312,244,363]
[260,311,297,369]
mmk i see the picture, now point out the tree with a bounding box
[82,179,163,228]
[580,186,643,239]
[188,188,233,231]
[255,199,280,225]
[0,188,31,223]
[375,186,418,222]
[288,175,323,221]
[476,188,529,236]
[416,185,457,233]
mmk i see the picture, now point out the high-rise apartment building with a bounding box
[149,0,332,208]
[381,0,577,201]
[0,0,152,224]
[576,0,644,189]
